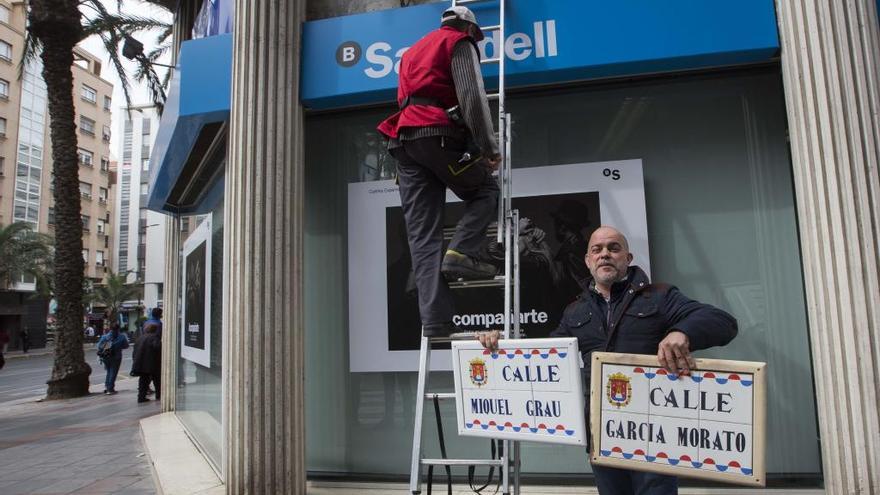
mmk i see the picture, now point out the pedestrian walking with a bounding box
[19,329,30,353]
[96,323,129,394]
[131,322,161,403]
[0,328,9,371]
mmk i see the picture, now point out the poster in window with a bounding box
[348,160,649,372]
[181,217,211,368]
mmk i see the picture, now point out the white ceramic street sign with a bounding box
[590,352,767,486]
[451,338,585,446]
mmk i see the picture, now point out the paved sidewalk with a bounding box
[0,376,160,494]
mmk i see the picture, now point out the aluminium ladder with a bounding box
[409,0,522,493]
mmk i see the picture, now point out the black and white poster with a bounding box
[181,217,212,368]
[349,160,649,372]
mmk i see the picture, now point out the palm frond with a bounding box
[18,32,43,82]
[0,222,54,291]
[79,2,171,112]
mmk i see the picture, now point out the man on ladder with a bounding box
[378,6,502,339]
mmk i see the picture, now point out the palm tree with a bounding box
[26,0,170,399]
[90,270,141,325]
[0,222,53,290]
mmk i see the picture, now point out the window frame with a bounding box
[80,84,97,104]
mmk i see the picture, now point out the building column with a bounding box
[776,1,880,492]
[223,1,306,493]
[160,215,179,412]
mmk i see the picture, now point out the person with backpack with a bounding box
[131,322,162,403]
[97,323,129,395]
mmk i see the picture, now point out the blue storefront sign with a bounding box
[148,0,781,212]
[301,0,780,109]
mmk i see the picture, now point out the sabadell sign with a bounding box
[301,0,779,109]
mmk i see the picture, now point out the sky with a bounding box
[78,0,174,160]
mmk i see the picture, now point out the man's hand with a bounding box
[657,330,695,376]
[485,154,502,171]
[477,330,501,351]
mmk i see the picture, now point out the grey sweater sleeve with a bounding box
[451,40,499,157]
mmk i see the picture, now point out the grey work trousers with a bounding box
[394,135,499,327]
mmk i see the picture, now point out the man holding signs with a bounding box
[479,226,738,495]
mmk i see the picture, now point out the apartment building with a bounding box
[69,47,115,285]
[0,1,114,349]
[114,105,166,315]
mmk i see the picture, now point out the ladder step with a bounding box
[481,57,501,65]
[422,459,504,467]
[448,276,506,289]
[427,331,484,343]
[424,392,456,400]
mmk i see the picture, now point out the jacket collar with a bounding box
[583,265,651,298]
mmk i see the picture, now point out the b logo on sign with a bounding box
[336,41,362,67]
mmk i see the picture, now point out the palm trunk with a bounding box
[30,1,91,399]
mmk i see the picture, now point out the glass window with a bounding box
[96,250,105,266]
[0,117,6,136]
[303,70,821,482]
[97,218,106,234]
[81,215,90,231]
[79,115,95,135]
[0,40,11,62]
[82,249,89,263]
[79,181,92,198]
[142,157,150,172]
[0,6,10,24]
[81,84,97,103]
[0,79,8,98]
[77,148,93,166]
[176,204,224,469]
[103,95,112,111]
[99,187,108,201]
[48,207,55,225]
[102,125,111,142]
[101,157,110,171]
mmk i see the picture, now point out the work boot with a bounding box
[441,249,497,282]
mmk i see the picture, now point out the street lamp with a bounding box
[122,35,177,69]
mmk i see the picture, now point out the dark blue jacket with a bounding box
[97,331,129,362]
[550,266,738,430]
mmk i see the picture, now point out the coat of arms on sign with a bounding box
[469,358,487,387]
[606,372,632,408]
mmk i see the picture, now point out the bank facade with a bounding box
[145,0,880,493]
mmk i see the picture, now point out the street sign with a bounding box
[451,338,585,446]
[590,352,766,486]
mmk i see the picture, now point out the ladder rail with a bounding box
[410,1,520,494]
[409,337,431,494]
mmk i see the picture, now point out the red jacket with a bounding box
[377,26,473,139]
